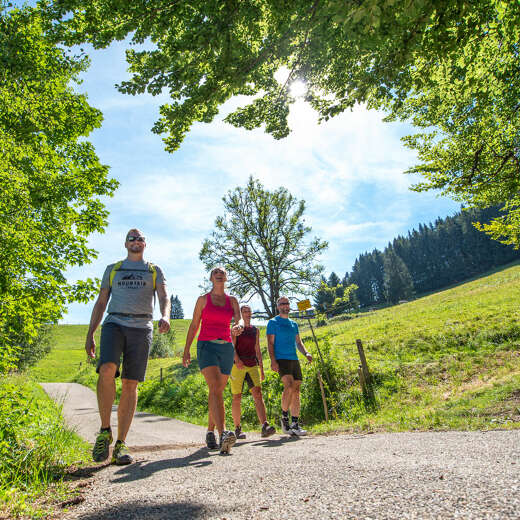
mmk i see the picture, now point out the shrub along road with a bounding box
[43,383,519,519]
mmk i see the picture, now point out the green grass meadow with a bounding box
[30,262,520,434]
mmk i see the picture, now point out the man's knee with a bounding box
[121,378,139,392]
[282,377,295,390]
[232,393,242,402]
[98,362,117,379]
[292,381,302,393]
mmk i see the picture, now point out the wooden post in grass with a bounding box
[356,339,371,385]
[358,364,366,394]
[356,339,376,402]
[160,367,163,383]
[317,369,329,422]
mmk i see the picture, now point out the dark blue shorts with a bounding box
[197,340,234,375]
[97,322,152,382]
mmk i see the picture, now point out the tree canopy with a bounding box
[46,0,505,148]
[46,1,520,245]
[0,5,117,372]
[200,176,327,317]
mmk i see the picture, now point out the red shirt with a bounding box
[235,326,258,367]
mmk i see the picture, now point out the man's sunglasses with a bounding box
[127,236,146,242]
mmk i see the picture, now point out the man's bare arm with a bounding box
[85,288,110,358]
[156,282,171,333]
[295,334,313,363]
[267,334,278,372]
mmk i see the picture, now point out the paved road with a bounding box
[41,383,207,448]
[43,384,520,519]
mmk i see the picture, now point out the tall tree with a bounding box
[383,248,414,305]
[170,295,184,320]
[200,176,327,317]
[348,250,385,307]
[327,272,340,288]
[0,5,117,372]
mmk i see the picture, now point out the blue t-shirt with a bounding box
[266,315,299,360]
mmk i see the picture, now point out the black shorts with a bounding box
[277,359,303,381]
[97,322,152,382]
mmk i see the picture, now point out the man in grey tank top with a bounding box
[85,229,170,465]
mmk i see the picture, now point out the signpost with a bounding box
[297,299,331,421]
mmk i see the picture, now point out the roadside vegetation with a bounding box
[0,377,90,519]
[31,262,520,433]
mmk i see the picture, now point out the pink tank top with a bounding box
[198,293,233,342]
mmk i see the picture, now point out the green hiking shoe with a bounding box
[112,440,133,465]
[92,429,113,462]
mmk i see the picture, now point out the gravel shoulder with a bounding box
[43,384,520,519]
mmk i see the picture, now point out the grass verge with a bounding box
[0,376,90,519]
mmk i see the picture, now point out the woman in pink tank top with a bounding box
[183,266,243,454]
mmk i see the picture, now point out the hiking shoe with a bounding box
[290,422,307,436]
[261,422,276,438]
[235,425,246,440]
[205,431,218,449]
[92,429,112,462]
[112,440,133,465]
[219,430,236,455]
[281,416,293,435]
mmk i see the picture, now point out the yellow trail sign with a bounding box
[297,299,311,311]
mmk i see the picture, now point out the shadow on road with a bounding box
[237,435,301,449]
[111,447,212,483]
[76,500,221,519]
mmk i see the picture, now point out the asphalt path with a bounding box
[41,382,207,449]
[42,383,520,519]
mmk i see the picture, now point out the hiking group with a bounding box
[85,229,313,464]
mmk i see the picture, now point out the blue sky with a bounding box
[62,41,459,323]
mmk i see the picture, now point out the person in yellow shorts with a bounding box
[230,305,276,439]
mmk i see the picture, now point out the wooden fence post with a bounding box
[356,339,371,384]
[160,367,163,383]
[357,364,366,395]
[356,339,376,403]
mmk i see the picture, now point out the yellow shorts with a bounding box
[230,364,261,395]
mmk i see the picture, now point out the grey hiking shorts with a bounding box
[97,322,152,382]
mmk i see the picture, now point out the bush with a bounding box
[149,325,176,359]
[137,337,377,429]
[15,324,52,372]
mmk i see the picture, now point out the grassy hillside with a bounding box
[29,319,192,382]
[31,262,520,432]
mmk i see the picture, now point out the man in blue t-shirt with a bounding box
[266,296,312,436]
